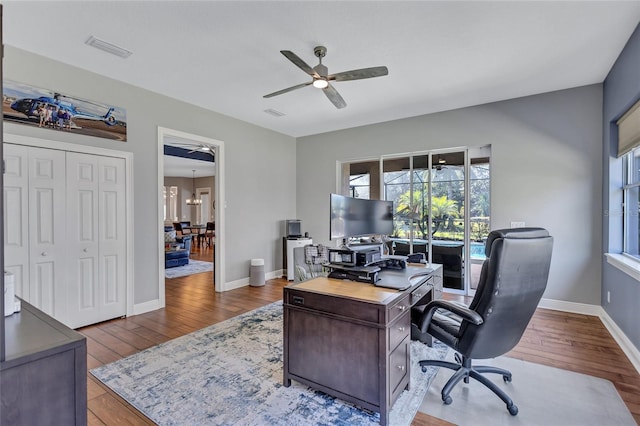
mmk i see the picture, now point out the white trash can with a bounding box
[250,258,265,287]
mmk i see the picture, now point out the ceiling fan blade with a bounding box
[322,83,347,109]
[329,66,389,82]
[263,82,313,98]
[281,50,320,78]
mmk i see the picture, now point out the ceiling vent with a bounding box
[85,35,133,59]
[264,108,286,117]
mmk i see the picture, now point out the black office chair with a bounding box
[414,228,553,416]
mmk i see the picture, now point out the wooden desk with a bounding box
[283,264,443,425]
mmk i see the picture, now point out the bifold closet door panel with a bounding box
[3,144,31,300]
[66,153,126,329]
[28,146,67,318]
[66,152,101,328]
[97,156,126,323]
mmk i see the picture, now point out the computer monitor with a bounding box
[286,219,302,237]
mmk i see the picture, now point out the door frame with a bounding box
[4,133,135,316]
[157,127,226,303]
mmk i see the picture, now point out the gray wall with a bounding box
[603,24,640,349]
[4,46,297,305]
[163,175,215,224]
[297,85,603,305]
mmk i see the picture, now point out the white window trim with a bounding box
[606,252,640,282]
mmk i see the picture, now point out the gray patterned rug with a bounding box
[165,259,213,279]
[91,301,448,425]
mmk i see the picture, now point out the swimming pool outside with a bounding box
[470,242,486,260]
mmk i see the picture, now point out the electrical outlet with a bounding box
[510,221,525,228]
[607,291,611,304]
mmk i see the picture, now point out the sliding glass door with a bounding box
[341,147,491,296]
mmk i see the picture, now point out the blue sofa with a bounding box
[165,235,192,268]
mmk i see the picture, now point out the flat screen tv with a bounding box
[330,193,394,240]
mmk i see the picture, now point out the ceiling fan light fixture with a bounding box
[313,78,329,89]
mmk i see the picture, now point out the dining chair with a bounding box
[202,222,215,247]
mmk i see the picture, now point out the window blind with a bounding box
[617,99,640,157]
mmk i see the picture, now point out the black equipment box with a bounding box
[355,248,382,267]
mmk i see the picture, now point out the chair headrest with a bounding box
[484,227,549,257]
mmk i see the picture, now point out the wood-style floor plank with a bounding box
[80,245,640,425]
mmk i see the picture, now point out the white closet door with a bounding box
[28,146,66,318]
[97,156,126,323]
[3,144,30,300]
[66,153,126,328]
[66,153,101,327]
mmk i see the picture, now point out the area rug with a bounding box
[91,301,448,425]
[164,259,213,279]
[419,351,636,425]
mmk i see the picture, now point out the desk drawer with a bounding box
[387,294,410,324]
[410,279,433,305]
[389,338,409,400]
[389,312,410,352]
[285,289,380,323]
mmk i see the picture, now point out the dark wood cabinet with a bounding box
[1,301,87,425]
[283,264,442,425]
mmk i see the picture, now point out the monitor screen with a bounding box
[330,194,394,240]
[286,219,302,237]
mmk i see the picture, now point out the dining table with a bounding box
[185,225,206,246]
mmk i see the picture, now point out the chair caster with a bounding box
[443,395,453,405]
[421,366,427,373]
[507,403,518,416]
[503,374,512,383]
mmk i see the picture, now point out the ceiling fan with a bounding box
[168,142,215,157]
[263,46,388,109]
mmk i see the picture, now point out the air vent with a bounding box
[264,108,285,117]
[85,35,133,59]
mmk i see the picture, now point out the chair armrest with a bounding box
[417,299,484,332]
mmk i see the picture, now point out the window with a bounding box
[340,147,491,295]
[164,186,178,222]
[623,148,640,257]
[350,174,370,199]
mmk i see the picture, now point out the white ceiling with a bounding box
[4,1,640,138]
[163,154,215,179]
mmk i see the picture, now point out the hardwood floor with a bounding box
[80,248,640,425]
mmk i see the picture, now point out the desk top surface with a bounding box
[288,263,440,304]
[293,278,399,303]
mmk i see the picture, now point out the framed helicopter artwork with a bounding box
[2,79,127,141]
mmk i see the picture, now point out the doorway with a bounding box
[157,127,226,309]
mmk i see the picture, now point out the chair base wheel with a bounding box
[508,403,518,416]
[503,375,512,383]
[443,395,453,405]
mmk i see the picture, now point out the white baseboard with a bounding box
[225,270,284,291]
[132,299,163,315]
[539,297,640,375]
[538,297,603,316]
[599,309,640,376]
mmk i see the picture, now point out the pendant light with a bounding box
[186,170,202,205]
